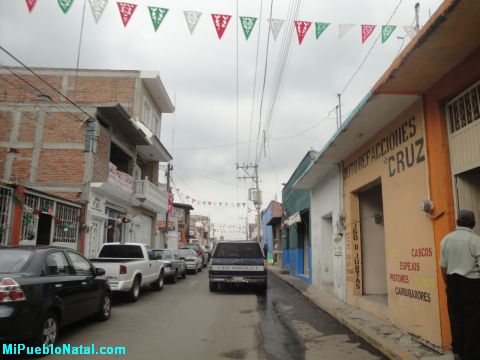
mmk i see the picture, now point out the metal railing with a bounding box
[447,80,480,134]
[0,186,13,245]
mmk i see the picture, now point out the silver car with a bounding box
[153,249,187,283]
[178,249,202,274]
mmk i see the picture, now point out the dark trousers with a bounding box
[446,274,480,359]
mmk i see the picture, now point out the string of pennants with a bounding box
[174,187,247,208]
[25,0,418,44]
[213,224,247,231]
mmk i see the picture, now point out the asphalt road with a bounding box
[37,270,387,360]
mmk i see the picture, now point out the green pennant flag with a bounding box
[239,16,257,40]
[148,7,169,32]
[381,25,397,43]
[58,0,74,14]
[315,22,330,39]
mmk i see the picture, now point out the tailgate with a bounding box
[210,258,265,276]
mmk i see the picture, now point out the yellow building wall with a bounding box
[343,101,441,346]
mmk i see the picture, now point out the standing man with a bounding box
[263,242,268,260]
[440,210,480,360]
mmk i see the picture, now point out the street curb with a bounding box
[268,269,436,360]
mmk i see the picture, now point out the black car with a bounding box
[0,246,111,346]
[208,241,267,293]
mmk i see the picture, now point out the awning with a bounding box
[286,212,301,226]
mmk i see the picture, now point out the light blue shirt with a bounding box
[440,227,480,279]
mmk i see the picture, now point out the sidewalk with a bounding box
[268,266,452,360]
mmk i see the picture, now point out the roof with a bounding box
[173,203,194,211]
[141,71,175,113]
[294,0,479,190]
[97,105,150,145]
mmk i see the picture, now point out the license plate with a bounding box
[231,276,244,282]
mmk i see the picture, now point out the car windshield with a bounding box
[0,249,33,273]
[99,245,143,258]
[178,249,194,257]
[155,251,172,260]
[213,243,263,259]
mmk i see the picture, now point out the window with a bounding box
[143,99,161,136]
[46,252,71,275]
[67,252,93,276]
[213,243,263,259]
[99,245,144,258]
[153,114,160,138]
[447,81,480,133]
[143,100,152,129]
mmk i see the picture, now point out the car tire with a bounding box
[193,266,198,274]
[127,276,141,301]
[171,270,178,284]
[96,292,112,321]
[181,268,187,279]
[152,270,164,291]
[209,282,217,292]
[256,284,267,294]
[33,311,59,347]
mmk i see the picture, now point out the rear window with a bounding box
[154,251,172,260]
[213,243,263,259]
[0,250,33,273]
[99,245,143,258]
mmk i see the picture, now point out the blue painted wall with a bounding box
[281,151,317,284]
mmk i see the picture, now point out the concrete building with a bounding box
[173,202,194,245]
[0,68,174,255]
[261,200,282,264]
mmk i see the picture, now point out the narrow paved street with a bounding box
[41,271,387,360]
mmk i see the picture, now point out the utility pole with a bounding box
[163,163,172,248]
[237,163,262,243]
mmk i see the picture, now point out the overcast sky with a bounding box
[0,0,443,239]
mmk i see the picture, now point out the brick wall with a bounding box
[0,111,12,141]
[92,126,111,182]
[11,149,33,182]
[43,112,84,143]
[37,149,85,183]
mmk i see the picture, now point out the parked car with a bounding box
[177,249,202,274]
[152,249,187,283]
[0,246,111,346]
[179,243,208,267]
[90,243,164,302]
[208,241,267,293]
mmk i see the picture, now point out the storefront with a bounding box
[342,100,441,346]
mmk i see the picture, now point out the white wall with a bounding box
[311,167,345,301]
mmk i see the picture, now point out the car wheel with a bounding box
[152,270,164,291]
[127,276,141,301]
[181,268,187,279]
[96,292,112,321]
[256,284,267,294]
[171,270,178,284]
[193,266,198,274]
[209,282,217,292]
[33,311,59,347]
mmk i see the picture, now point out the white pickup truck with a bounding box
[90,243,164,302]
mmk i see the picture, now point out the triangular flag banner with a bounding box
[361,25,376,44]
[338,24,354,39]
[239,16,257,40]
[381,25,396,43]
[184,11,202,35]
[315,22,330,39]
[294,21,312,45]
[268,19,284,41]
[117,2,137,27]
[88,0,108,24]
[26,0,37,13]
[211,14,231,39]
[404,25,417,39]
[58,0,74,14]
[148,7,169,32]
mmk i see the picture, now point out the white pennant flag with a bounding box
[88,0,108,24]
[338,24,354,39]
[184,10,202,35]
[268,19,284,41]
[403,25,417,39]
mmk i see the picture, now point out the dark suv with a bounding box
[208,241,267,293]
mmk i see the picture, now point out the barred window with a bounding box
[447,81,480,133]
[53,204,80,244]
[0,187,13,246]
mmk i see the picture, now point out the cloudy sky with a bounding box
[0,0,443,239]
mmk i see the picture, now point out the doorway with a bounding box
[454,167,480,233]
[36,213,52,245]
[321,214,334,287]
[298,211,310,275]
[359,183,387,296]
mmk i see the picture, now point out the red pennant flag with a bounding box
[294,21,312,45]
[361,25,376,44]
[26,0,36,13]
[211,14,231,39]
[117,2,137,27]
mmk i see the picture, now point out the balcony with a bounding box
[134,180,168,214]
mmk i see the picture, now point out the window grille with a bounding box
[447,81,480,133]
[0,187,13,245]
[53,203,80,243]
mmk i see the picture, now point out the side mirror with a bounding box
[95,268,106,276]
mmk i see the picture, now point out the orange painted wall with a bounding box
[424,47,480,349]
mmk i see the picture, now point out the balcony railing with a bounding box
[134,180,168,212]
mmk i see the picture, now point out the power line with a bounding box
[0,45,95,121]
